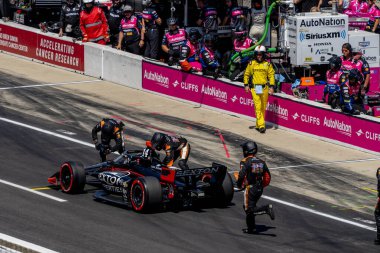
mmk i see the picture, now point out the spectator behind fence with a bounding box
[142,0,162,59]
[107,0,124,47]
[59,0,81,38]
[116,5,144,54]
[80,0,109,44]
[161,18,187,66]
[179,28,202,72]
[366,0,380,33]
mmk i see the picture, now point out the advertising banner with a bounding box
[142,61,380,153]
[0,24,84,72]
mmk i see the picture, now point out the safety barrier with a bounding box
[1,21,379,154]
[0,21,84,72]
[142,60,380,154]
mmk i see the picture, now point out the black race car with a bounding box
[48,150,234,212]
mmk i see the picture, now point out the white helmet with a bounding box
[123,4,133,12]
[83,0,93,3]
[254,45,266,53]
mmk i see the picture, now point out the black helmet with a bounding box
[241,141,258,156]
[188,28,201,43]
[101,121,115,137]
[167,17,178,26]
[204,34,216,49]
[233,25,247,41]
[348,68,362,82]
[151,132,165,150]
[328,56,342,70]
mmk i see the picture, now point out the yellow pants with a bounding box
[250,86,269,129]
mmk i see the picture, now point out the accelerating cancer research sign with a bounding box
[142,61,380,153]
[0,23,84,71]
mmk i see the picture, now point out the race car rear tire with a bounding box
[130,176,162,212]
[214,172,234,206]
[60,161,86,194]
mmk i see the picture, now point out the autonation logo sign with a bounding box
[300,30,346,41]
[300,18,346,27]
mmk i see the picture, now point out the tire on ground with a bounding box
[130,176,162,212]
[59,161,86,194]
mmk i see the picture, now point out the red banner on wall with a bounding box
[0,24,84,72]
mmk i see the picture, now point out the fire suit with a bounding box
[375,167,380,244]
[59,3,81,38]
[119,15,142,54]
[142,6,161,59]
[80,6,109,45]
[323,69,346,108]
[366,4,380,33]
[236,155,272,232]
[225,37,254,81]
[160,134,190,170]
[179,40,202,72]
[340,79,363,114]
[162,28,187,65]
[92,118,125,162]
[243,60,275,130]
[107,5,123,46]
[341,56,370,92]
[200,46,221,77]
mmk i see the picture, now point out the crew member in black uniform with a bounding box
[142,0,162,59]
[237,141,275,234]
[92,118,125,162]
[375,167,380,245]
[59,0,81,38]
[107,0,124,47]
[150,132,190,170]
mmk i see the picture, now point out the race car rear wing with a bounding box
[160,163,227,184]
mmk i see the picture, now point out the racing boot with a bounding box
[243,210,255,234]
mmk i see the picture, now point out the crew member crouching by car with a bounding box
[150,132,190,170]
[92,118,125,162]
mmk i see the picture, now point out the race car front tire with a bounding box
[130,176,162,212]
[59,161,86,194]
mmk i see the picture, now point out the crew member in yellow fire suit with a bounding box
[243,45,275,134]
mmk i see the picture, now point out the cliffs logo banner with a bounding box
[299,30,346,41]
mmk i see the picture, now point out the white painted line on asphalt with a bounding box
[0,79,102,90]
[0,117,376,232]
[0,233,59,253]
[0,179,67,203]
[262,195,377,232]
[0,117,93,148]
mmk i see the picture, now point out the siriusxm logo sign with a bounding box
[300,30,346,41]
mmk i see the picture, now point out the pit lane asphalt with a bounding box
[0,56,379,252]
